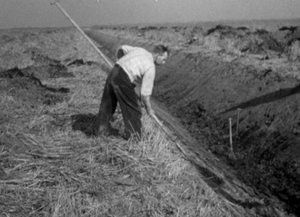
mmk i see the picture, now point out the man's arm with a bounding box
[141,95,163,126]
[141,95,154,117]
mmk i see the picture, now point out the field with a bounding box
[0,19,299,217]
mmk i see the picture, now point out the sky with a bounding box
[0,0,300,29]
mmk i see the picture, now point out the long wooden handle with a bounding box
[52,1,113,68]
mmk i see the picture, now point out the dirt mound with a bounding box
[66,58,96,66]
[275,26,300,60]
[0,66,69,106]
[203,25,284,56]
[98,24,298,60]
[286,28,300,61]
[288,39,300,61]
[24,64,74,80]
[205,24,250,36]
[279,26,300,44]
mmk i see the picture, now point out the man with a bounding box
[94,44,169,140]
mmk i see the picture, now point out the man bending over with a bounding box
[94,44,169,140]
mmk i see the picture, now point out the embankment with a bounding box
[85,29,299,216]
[156,49,300,215]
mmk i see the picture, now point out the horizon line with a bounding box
[1,17,299,31]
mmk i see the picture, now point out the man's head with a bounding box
[152,45,169,65]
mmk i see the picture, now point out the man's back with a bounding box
[116,45,155,96]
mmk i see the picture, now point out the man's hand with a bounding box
[141,95,163,127]
[141,95,153,115]
[146,107,163,127]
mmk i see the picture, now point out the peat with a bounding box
[86,28,300,215]
[0,65,70,106]
[155,52,299,214]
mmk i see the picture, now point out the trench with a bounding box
[155,51,300,215]
[85,29,300,216]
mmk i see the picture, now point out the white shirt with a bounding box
[116,45,155,96]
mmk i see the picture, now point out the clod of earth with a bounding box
[66,58,96,66]
[0,66,70,106]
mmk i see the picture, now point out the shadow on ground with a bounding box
[222,84,300,113]
[71,113,97,136]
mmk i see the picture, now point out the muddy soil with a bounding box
[156,52,299,215]
[86,26,299,215]
[0,65,70,107]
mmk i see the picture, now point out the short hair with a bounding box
[153,44,170,56]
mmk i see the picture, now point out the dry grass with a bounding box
[0,84,237,216]
[0,28,247,217]
[0,120,237,217]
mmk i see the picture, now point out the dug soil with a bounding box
[86,25,299,215]
[0,65,71,107]
[155,51,299,214]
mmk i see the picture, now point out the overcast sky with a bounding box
[0,0,300,29]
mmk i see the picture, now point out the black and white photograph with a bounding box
[0,0,299,216]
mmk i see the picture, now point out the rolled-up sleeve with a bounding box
[141,66,155,96]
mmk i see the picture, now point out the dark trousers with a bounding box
[95,64,142,139]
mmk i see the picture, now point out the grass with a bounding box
[0,94,235,216]
[0,96,235,216]
[0,29,246,217]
